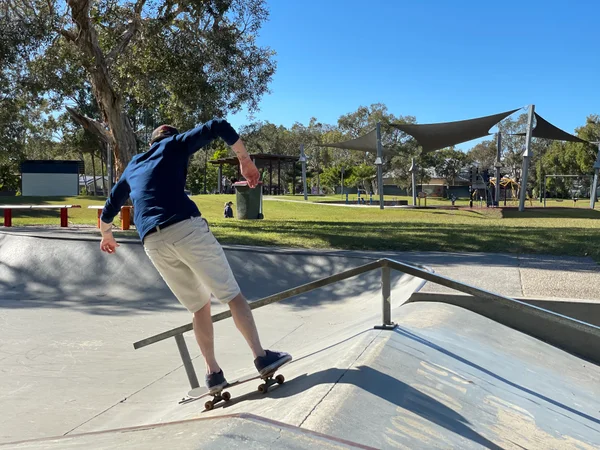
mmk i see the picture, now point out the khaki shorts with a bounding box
[143,216,240,313]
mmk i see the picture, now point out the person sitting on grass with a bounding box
[224,201,234,218]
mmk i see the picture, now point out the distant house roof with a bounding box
[79,175,109,186]
[22,160,83,174]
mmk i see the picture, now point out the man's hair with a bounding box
[150,125,179,144]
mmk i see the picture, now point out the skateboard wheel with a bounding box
[275,374,285,384]
[258,384,266,393]
[205,401,214,411]
[222,391,231,401]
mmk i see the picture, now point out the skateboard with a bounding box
[180,365,288,411]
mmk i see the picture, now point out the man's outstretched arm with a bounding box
[180,119,259,187]
[178,119,240,155]
[99,176,131,253]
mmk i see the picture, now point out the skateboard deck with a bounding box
[180,361,290,411]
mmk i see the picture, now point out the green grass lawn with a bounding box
[1,195,599,260]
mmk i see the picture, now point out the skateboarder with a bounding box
[98,120,291,393]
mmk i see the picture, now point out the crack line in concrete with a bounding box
[62,363,188,436]
[298,330,383,429]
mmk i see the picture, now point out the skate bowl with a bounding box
[1,228,600,449]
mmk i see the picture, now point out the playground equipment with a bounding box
[467,172,532,208]
[488,176,522,206]
[542,175,593,208]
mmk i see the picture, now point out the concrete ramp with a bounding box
[2,229,600,448]
[298,302,600,449]
[0,414,373,449]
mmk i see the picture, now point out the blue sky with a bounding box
[228,0,598,148]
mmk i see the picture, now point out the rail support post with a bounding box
[375,262,395,330]
[175,334,200,389]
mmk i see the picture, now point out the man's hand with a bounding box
[100,234,120,254]
[231,138,260,188]
[99,220,119,254]
[240,159,260,188]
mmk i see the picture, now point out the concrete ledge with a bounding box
[407,292,600,366]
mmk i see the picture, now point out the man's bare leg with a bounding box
[193,302,221,374]
[228,293,266,359]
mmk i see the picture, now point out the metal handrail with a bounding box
[132,257,600,390]
[133,259,382,349]
[386,259,600,335]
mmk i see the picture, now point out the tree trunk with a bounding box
[65,0,139,176]
[79,152,86,195]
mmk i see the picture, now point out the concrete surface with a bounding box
[1,414,374,449]
[2,301,599,449]
[0,229,424,443]
[1,228,600,449]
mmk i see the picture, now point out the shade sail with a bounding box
[317,129,377,152]
[532,113,588,143]
[389,109,520,153]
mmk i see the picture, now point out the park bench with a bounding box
[0,204,81,227]
[88,205,133,230]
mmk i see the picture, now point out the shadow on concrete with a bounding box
[214,366,502,450]
[0,232,392,316]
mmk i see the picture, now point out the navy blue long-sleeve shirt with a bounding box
[101,119,240,241]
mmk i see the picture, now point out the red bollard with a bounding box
[60,208,68,227]
[4,209,12,227]
[97,209,101,228]
[121,206,131,230]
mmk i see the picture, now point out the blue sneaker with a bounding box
[254,350,292,376]
[205,369,228,394]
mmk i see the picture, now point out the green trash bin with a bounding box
[233,181,264,220]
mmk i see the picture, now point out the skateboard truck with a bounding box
[258,373,285,394]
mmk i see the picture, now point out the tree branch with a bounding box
[106,0,146,66]
[59,28,78,41]
[159,2,185,25]
[66,106,111,144]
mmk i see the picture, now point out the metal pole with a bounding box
[519,105,535,212]
[107,143,114,192]
[375,122,384,209]
[495,132,502,207]
[380,264,392,327]
[590,143,600,209]
[217,165,222,193]
[544,176,547,208]
[174,334,199,389]
[300,144,308,200]
[410,158,417,206]
[278,159,281,195]
[269,159,273,195]
[203,149,207,194]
